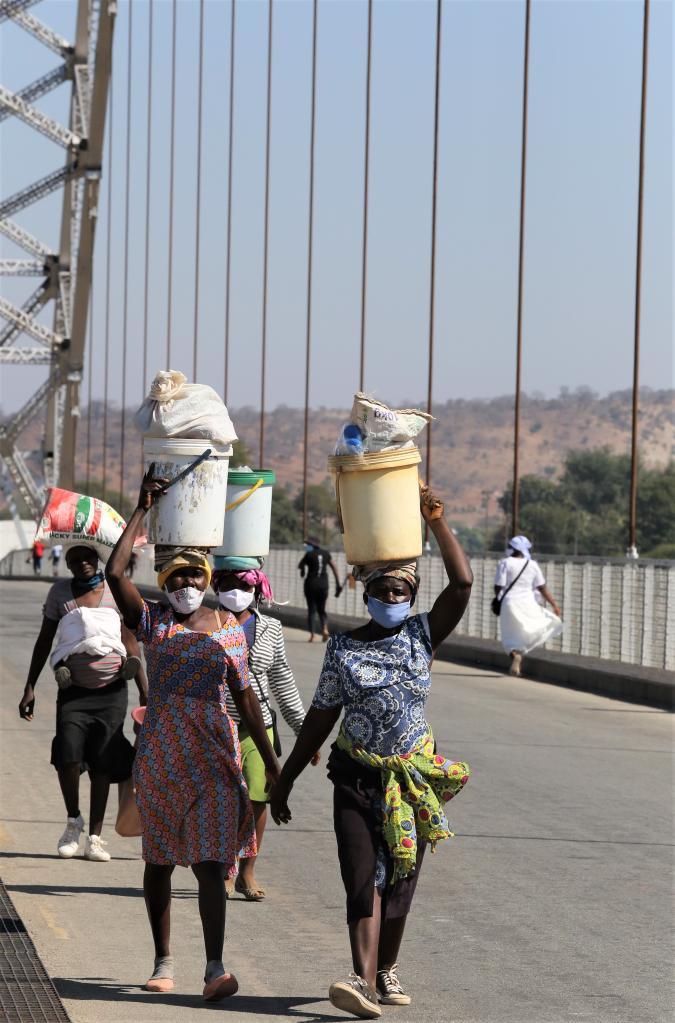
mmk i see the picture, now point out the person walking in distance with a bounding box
[272,485,472,1019]
[493,535,563,677]
[18,544,146,862]
[298,538,341,642]
[51,544,63,576]
[32,539,44,575]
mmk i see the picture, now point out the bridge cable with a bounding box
[192,0,205,382]
[628,0,650,554]
[301,0,318,537]
[119,0,133,501]
[511,0,531,537]
[101,85,114,503]
[84,287,93,494]
[259,0,273,467]
[166,0,177,367]
[141,0,153,398]
[223,0,237,404]
[424,0,443,544]
[358,0,373,393]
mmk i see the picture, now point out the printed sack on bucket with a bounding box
[35,488,132,563]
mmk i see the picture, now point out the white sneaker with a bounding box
[84,834,111,862]
[57,814,84,858]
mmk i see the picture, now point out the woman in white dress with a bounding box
[494,535,563,676]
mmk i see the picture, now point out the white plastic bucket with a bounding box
[214,469,275,558]
[144,439,231,547]
[328,447,422,565]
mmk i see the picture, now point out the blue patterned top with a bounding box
[311,614,433,757]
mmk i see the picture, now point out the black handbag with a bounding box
[491,560,529,616]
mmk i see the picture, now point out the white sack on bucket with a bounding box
[350,393,432,453]
[135,370,237,448]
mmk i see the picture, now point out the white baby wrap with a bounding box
[50,606,126,669]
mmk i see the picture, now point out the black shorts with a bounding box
[51,680,134,782]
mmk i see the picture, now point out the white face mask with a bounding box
[165,585,205,614]
[218,588,255,613]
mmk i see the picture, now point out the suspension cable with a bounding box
[141,0,153,395]
[302,0,318,537]
[259,0,273,467]
[358,0,373,392]
[119,0,133,501]
[85,287,93,493]
[192,0,205,381]
[511,0,531,537]
[223,0,236,403]
[101,84,113,503]
[424,0,442,543]
[628,0,650,555]
[166,0,177,368]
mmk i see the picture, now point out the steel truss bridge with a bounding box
[0,0,113,515]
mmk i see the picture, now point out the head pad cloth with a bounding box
[212,567,274,604]
[213,555,264,572]
[155,545,212,590]
[508,535,532,559]
[352,560,419,593]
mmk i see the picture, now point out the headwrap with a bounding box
[154,545,212,590]
[507,535,532,559]
[212,567,274,604]
[213,555,264,572]
[352,560,419,593]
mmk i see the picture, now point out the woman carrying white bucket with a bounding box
[493,535,563,677]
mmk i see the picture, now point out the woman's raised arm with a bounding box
[106,468,168,631]
[422,484,474,651]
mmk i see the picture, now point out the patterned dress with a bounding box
[134,601,256,868]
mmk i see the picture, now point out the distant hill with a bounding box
[3,388,672,527]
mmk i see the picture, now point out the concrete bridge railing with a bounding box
[2,545,673,671]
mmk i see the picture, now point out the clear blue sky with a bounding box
[1,0,672,419]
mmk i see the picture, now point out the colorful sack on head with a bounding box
[35,488,133,563]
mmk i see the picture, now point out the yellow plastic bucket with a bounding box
[328,447,422,565]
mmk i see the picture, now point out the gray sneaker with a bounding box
[329,973,382,1019]
[376,963,411,1005]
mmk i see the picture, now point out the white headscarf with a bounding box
[508,535,532,559]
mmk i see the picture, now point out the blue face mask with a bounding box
[304,544,314,553]
[367,595,411,629]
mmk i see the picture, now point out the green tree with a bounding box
[637,463,675,553]
[270,487,302,545]
[294,480,339,545]
[230,439,253,467]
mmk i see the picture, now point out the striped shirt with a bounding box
[43,579,124,689]
[225,611,306,736]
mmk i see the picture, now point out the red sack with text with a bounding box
[35,488,144,562]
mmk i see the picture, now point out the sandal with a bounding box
[224,877,235,899]
[144,956,175,992]
[203,972,238,1001]
[234,876,265,901]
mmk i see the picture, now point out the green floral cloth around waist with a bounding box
[336,726,470,883]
